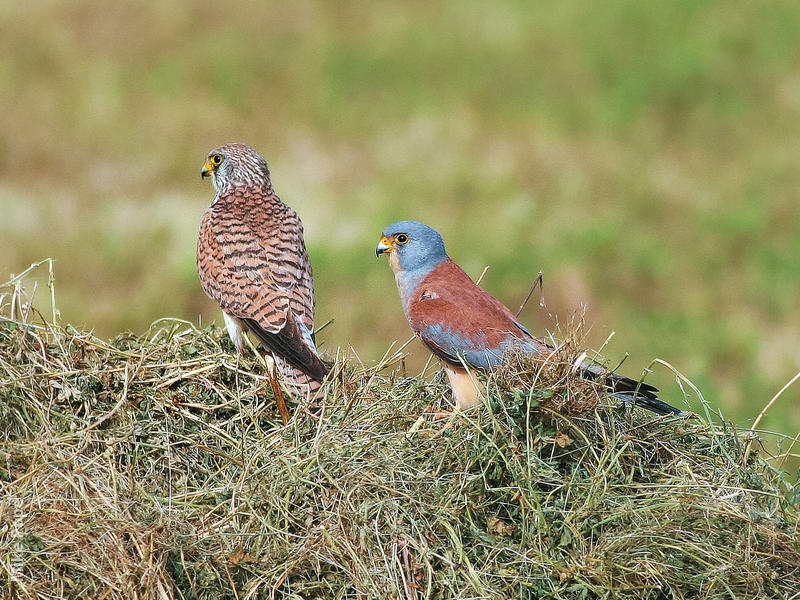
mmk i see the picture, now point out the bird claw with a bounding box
[424,404,455,421]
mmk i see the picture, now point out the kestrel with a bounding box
[376,220,685,415]
[197,143,328,410]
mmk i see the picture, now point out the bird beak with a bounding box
[375,236,394,257]
[201,160,214,179]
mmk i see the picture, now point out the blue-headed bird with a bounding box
[376,220,685,416]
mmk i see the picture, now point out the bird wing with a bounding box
[407,259,545,370]
[403,260,685,415]
[241,313,328,381]
[197,185,326,379]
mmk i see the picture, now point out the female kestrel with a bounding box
[197,143,328,406]
[376,220,685,415]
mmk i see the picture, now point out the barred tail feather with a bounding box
[274,355,325,401]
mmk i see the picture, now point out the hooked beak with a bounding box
[201,160,215,179]
[376,236,395,257]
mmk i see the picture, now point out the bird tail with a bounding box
[580,363,687,416]
[274,355,326,401]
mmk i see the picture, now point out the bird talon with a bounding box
[422,404,454,421]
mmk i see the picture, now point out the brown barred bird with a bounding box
[197,143,328,416]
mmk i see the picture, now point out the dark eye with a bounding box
[395,233,409,245]
[212,154,223,165]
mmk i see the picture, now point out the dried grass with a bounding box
[1,263,799,599]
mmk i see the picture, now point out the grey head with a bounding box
[376,220,449,275]
[201,142,273,195]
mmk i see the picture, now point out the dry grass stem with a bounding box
[1,267,798,599]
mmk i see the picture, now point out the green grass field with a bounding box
[1,0,799,444]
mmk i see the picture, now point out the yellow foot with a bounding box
[424,404,455,421]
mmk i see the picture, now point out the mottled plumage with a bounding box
[377,220,685,415]
[197,143,328,399]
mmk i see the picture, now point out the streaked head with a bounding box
[376,220,448,274]
[201,143,272,194]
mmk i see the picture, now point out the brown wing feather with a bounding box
[410,261,527,331]
[407,259,543,368]
[197,185,327,380]
[241,315,328,380]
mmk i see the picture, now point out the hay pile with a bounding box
[1,266,799,599]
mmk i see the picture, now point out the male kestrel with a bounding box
[197,143,328,407]
[376,220,685,415]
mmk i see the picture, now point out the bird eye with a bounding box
[212,154,223,165]
[395,233,409,245]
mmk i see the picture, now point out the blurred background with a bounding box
[1,1,799,441]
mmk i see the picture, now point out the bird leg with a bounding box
[267,363,291,426]
[242,329,291,425]
[420,364,483,422]
[444,363,482,411]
